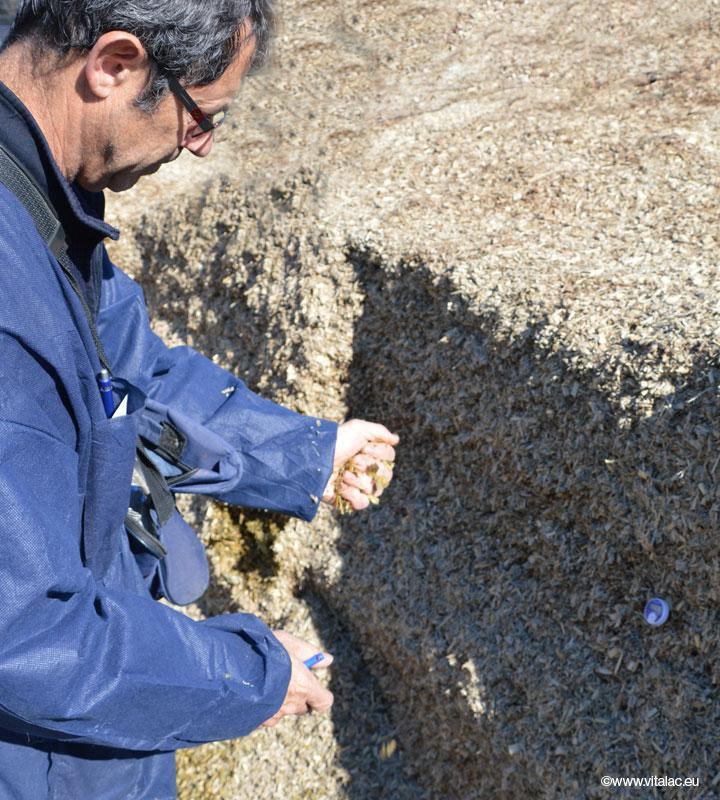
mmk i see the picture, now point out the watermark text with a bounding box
[601,775,699,789]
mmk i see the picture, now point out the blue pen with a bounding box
[303,653,325,669]
[98,369,115,418]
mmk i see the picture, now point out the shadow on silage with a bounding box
[300,586,427,800]
[132,186,720,796]
[320,248,720,799]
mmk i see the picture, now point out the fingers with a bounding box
[306,680,334,715]
[373,461,394,486]
[261,694,312,728]
[339,483,371,510]
[361,442,396,463]
[329,419,399,513]
[343,469,374,495]
[262,632,336,729]
[309,652,334,669]
[333,419,399,472]
[351,453,388,473]
[262,674,334,727]
[344,458,393,491]
[346,420,399,445]
[298,648,335,714]
[276,677,333,717]
[273,631,334,668]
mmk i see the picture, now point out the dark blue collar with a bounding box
[0,79,120,243]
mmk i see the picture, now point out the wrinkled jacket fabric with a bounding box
[0,77,336,799]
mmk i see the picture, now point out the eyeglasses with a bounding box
[166,75,227,140]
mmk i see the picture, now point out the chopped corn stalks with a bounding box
[333,459,394,514]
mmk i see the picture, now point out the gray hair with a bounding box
[5,0,275,110]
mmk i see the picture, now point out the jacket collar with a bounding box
[0,79,119,242]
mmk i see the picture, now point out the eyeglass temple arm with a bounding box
[165,75,215,133]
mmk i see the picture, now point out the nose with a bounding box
[183,132,215,158]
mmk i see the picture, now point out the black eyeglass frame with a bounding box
[165,75,226,139]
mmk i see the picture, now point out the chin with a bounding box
[106,173,145,194]
[74,173,134,194]
[109,162,168,192]
[76,176,107,193]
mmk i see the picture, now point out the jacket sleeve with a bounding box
[0,332,291,751]
[98,251,337,522]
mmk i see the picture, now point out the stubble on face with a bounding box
[97,115,170,192]
[102,141,115,166]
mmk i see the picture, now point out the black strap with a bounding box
[0,144,178,558]
[0,145,64,251]
[125,509,168,559]
[135,445,177,527]
[0,144,112,371]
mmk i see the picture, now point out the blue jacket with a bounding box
[0,79,336,799]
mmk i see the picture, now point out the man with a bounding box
[0,2,398,798]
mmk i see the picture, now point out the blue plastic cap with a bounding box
[644,597,670,626]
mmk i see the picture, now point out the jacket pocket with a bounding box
[156,509,210,606]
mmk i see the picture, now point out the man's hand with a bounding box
[322,419,400,511]
[262,631,334,728]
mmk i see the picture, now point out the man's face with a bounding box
[79,41,254,193]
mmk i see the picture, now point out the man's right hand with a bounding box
[261,630,334,728]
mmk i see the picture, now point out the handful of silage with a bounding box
[333,459,394,514]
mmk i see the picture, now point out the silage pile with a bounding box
[104,1,720,798]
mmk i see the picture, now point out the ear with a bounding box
[84,31,149,100]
